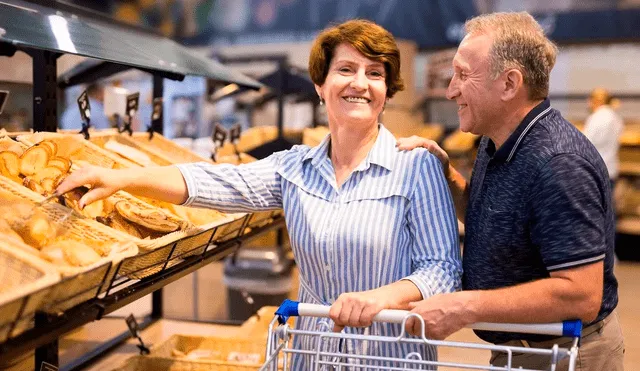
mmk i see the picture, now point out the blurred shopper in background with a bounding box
[397,12,623,371]
[58,19,462,369]
[584,87,624,190]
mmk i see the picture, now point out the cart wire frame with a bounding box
[260,300,581,371]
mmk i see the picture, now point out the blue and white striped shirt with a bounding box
[177,124,462,369]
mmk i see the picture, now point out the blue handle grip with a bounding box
[275,299,299,324]
[562,320,582,338]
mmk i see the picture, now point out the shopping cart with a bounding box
[259,299,582,371]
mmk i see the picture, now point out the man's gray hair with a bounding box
[465,12,558,100]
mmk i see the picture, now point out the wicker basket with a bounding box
[153,334,266,363]
[0,176,139,311]
[129,131,214,164]
[116,355,262,371]
[238,306,294,340]
[0,239,60,342]
[18,131,244,228]
[88,131,178,167]
[16,131,137,169]
[14,133,232,275]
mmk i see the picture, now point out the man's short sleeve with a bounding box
[529,154,607,272]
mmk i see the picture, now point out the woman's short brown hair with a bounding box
[308,19,404,98]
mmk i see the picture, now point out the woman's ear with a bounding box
[501,69,524,101]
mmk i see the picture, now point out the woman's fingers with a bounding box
[79,187,112,209]
[55,166,96,195]
[55,165,118,208]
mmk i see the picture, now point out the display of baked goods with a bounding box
[103,139,157,167]
[0,138,195,239]
[0,192,114,268]
[0,138,71,193]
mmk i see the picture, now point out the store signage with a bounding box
[197,0,477,49]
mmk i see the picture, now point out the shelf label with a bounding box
[125,314,139,337]
[0,90,9,115]
[40,362,58,371]
[77,90,91,124]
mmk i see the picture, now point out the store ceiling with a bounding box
[0,0,262,89]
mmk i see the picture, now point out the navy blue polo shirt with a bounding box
[464,99,618,344]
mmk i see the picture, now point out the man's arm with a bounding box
[396,136,470,220]
[406,262,602,339]
[445,164,470,220]
[407,153,609,339]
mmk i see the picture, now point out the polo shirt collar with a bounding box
[486,98,552,162]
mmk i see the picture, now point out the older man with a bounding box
[397,12,624,371]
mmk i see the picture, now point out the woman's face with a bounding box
[316,43,388,129]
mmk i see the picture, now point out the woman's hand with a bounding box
[396,136,450,177]
[55,165,127,209]
[329,289,394,332]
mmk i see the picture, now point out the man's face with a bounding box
[446,33,504,136]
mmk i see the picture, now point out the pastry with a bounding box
[23,177,46,195]
[0,137,24,155]
[37,140,58,157]
[40,245,66,265]
[47,157,72,173]
[0,151,20,178]
[97,212,143,239]
[115,201,182,233]
[0,218,24,244]
[19,145,49,176]
[104,139,155,166]
[32,166,64,184]
[43,239,101,267]
[0,202,58,249]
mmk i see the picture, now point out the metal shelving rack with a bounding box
[0,2,283,370]
[0,216,285,369]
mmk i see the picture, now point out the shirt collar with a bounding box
[487,98,552,162]
[303,124,396,171]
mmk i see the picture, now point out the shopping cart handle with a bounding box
[469,320,582,338]
[275,300,409,324]
[275,300,582,337]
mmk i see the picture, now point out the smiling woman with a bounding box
[56,19,461,371]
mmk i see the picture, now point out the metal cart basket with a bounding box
[260,300,582,371]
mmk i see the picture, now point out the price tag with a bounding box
[125,314,139,337]
[77,90,91,124]
[210,124,228,162]
[212,124,227,149]
[152,97,163,122]
[229,123,242,145]
[40,362,58,371]
[0,90,9,115]
[126,92,140,119]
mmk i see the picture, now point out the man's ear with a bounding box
[501,69,524,101]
